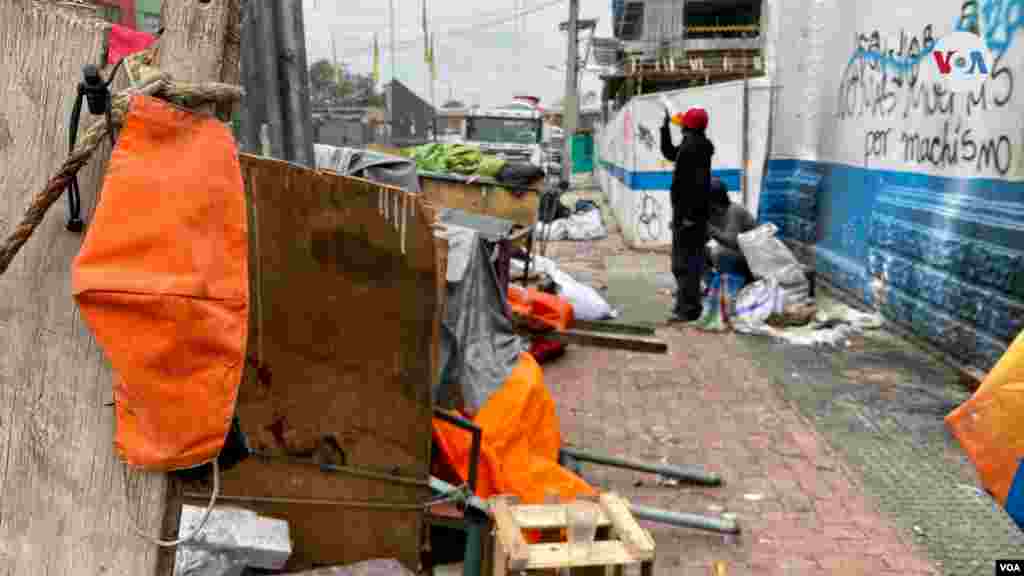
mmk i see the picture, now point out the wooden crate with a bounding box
[489,493,655,576]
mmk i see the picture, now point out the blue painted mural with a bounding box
[758,1,1024,372]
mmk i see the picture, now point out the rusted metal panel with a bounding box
[181,156,441,572]
[419,176,541,228]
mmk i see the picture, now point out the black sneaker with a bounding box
[668,310,702,324]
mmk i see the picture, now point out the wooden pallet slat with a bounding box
[489,495,655,575]
[490,497,532,571]
[524,541,639,570]
[600,493,656,556]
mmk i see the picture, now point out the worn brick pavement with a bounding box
[540,232,939,576]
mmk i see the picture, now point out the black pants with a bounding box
[671,225,707,317]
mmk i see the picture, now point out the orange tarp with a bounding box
[432,352,595,504]
[946,329,1024,504]
[507,285,574,332]
[72,95,249,471]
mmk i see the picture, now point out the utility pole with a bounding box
[240,0,314,167]
[389,0,397,146]
[561,0,579,184]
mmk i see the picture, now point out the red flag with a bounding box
[107,24,157,66]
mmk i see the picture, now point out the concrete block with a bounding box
[174,504,292,574]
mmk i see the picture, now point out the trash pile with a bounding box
[697,223,884,346]
[534,200,608,242]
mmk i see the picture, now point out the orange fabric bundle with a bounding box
[72,95,249,471]
[432,352,594,504]
[507,285,574,332]
[946,330,1024,504]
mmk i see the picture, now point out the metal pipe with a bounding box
[559,446,722,486]
[630,504,740,534]
[432,409,481,493]
[429,476,489,514]
[462,516,485,576]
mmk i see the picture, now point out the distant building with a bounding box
[601,0,765,106]
[543,105,602,132]
[312,106,386,148]
[384,80,437,147]
[437,108,468,137]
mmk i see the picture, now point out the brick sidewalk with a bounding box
[541,235,939,576]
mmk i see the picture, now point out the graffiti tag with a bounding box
[635,124,656,151]
[635,192,664,242]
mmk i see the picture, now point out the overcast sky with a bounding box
[303,0,611,108]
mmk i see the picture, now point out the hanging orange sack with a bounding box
[72,95,249,471]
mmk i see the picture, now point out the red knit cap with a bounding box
[682,107,709,130]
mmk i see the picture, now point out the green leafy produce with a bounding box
[408,143,508,178]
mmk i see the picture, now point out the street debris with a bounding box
[535,202,608,241]
[173,505,292,576]
[284,559,416,576]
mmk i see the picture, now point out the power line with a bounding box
[337,0,567,60]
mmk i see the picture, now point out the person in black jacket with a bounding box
[707,177,758,284]
[660,106,715,322]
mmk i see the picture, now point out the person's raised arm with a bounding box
[660,112,679,162]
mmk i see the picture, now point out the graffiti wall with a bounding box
[758,0,1024,372]
[597,78,773,247]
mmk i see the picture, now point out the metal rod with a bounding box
[561,0,579,183]
[429,477,489,514]
[559,446,722,486]
[630,504,740,534]
[432,408,482,493]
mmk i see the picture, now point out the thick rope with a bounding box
[0,72,244,277]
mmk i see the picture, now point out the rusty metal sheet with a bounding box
[183,155,442,572]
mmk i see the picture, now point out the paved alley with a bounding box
[540,212,944,575]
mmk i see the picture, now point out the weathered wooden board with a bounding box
[419,175,541,228]
[181,156,440,572]
[0,3,167,575]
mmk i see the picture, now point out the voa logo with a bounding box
[931,30,994,93]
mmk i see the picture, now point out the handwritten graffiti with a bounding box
[843,12,1018,176]
[864,128,894,162]
[635,192,664,242]
[899,120,1013,174]
[635,124,656,151]
[979,0,1024,58]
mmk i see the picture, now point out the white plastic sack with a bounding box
[510,254,558,279]
[550,268,618,321]
[737,223,803,280]
[535,209,607,241]
[774,263,812,313]
[734,277,778,329]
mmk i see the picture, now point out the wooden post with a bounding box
[0,2,238,574]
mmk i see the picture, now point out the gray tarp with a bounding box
[314,143,421,194]
[433,225,524,414]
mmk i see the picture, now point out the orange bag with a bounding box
[72,95,249,471]
[507,285,574,332]
[432,353,595,504]
[946,330,1024,505]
